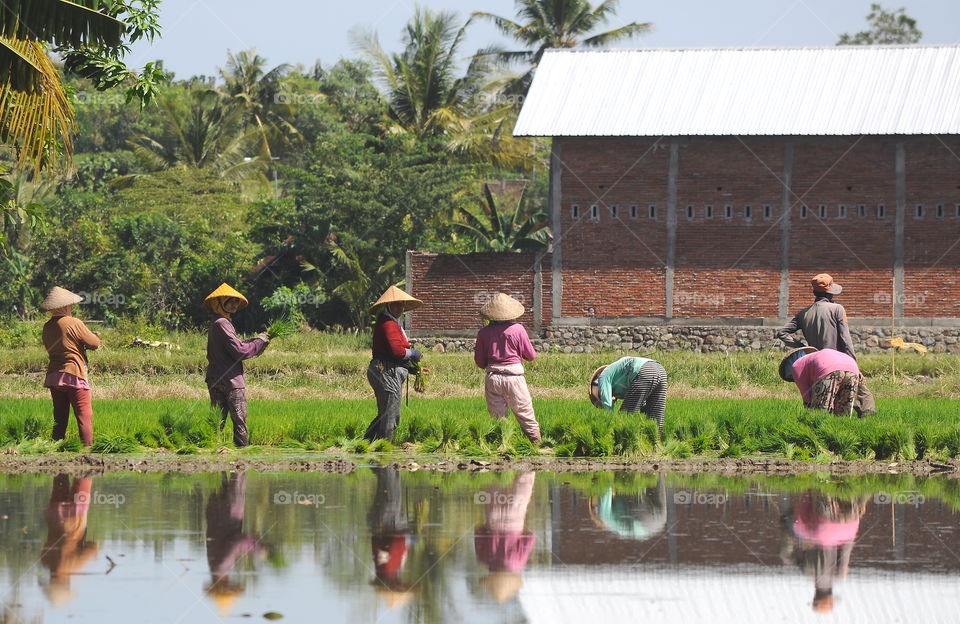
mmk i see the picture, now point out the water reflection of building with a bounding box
[368,467,415,609]
[41,474,98,606]
[205,472,265,616]
[523,480,960,623]
[474,472,537,604]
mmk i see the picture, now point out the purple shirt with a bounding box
[792,349,861,403]
[205,317,268,389]
[474,322,537,369]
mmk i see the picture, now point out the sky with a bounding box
[127,1,960,79]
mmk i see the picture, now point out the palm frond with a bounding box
[0,37,73,173]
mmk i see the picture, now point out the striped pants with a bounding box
[621,361,668,436]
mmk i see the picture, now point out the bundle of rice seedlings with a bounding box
[266,316,297,340]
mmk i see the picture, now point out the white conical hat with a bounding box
[368,286,422,315]
[480,293,524,321]
[40,287,83,311]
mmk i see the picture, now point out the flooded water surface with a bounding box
[1,468,958,623]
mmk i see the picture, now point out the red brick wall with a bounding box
[674,138,782,317]
[407,251,546,332]
[904,137,960,317]
[555,137,669,317]
[788,137,897,317]
[410,136,960,331]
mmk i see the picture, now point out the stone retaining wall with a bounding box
[411,326,960,354]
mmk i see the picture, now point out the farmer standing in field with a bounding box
[474,293,541,444]
[204,283,270,448]
[589,356,668,438]
[41,287,100,447]
[364,286,423,442]
[780,346,863,416]
[777,273,875,415]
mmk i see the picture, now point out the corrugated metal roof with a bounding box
[513,46,960,137]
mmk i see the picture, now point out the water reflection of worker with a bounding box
[780,492,868,614]
[205,472,265,616]
[41,474,99,606]
[474,472,536,603]
[588,475,667,541]
[368,467,415,608]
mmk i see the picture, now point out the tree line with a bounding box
[0,1,922,331]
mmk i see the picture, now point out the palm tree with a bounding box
[455,181,550,252]
[0,0,161,171]
[472,0,651,96]
[119,88,270,193]
[218,49,299,157]
[352,6,490,139]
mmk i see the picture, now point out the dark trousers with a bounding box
[50,387,93,446]
[365,360,408,442]
[209,384,249,447]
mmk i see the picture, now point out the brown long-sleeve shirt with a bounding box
[777,298,857,359]
[42,315,101,380]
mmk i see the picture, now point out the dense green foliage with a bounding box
[4,2,615,328]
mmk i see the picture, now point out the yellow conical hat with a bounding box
[203,283,249,311]
[480,293,525,321]
[481,571,523,603]
[368,286,422,315]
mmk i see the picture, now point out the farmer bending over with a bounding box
[589,356,668,438]
[780,347,862,416]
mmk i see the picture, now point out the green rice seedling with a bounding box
[612,421,643,455]
[663,439,692,459]
[720,444,742,458]
[91,435,139,454]
[914,423,948,460]
[56,438,84,453]
[555,442,577,457]
[279,438,305,449]
[347,438,371,454]
[288,421,315,444]
[437,417,465,450]
[873,423,916,461]
[819,421,860,460]
[419,436,442,453]
[176,445,199,455]
[3,413,45,443]
[16,439,58,454]
[370,439,393,452]
[266,316,297,340]
[940,426,960,458]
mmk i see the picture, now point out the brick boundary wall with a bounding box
[408,326,960,355]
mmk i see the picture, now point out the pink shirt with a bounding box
[792,495,861,547]
[792,349,861,403]
[474,322,537,369]
[44,372,90,390]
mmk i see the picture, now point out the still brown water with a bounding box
[0,469,958,623]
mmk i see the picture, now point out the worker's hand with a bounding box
[257,332,270,343]
[407,348,423,362]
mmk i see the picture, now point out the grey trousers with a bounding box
[209,384,249,447]
[365,360,408,442]
[621,361,668,436]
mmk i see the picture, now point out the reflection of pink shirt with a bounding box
[475,528,535,572]
[792,349,860,403]
[474,322,536,368]
[792,497,860,547]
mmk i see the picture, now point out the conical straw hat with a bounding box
[589,365,608,408]
[779,346,818,382]
[368,285,422,315]
[480,293,524,321]
[203,283,249,311]
[40,287,83,311]
[480,571,523,603]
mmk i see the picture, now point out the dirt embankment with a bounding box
[0,454,957,477]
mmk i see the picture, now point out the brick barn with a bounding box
[408,45,960,342]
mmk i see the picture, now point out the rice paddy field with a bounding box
[1,397,958,461]
[1,324,957,460]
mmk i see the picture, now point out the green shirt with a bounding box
[597,356,653,410]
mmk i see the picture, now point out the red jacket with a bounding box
[371,314,410,361]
